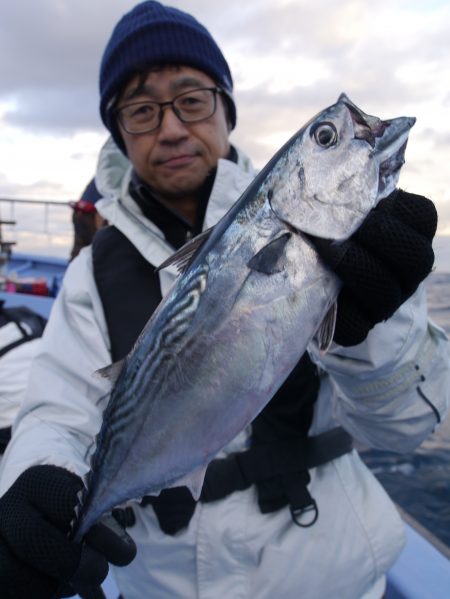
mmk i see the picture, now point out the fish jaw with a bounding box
[269,94,415,240]
[338,93,416,197]
[374,116,416,197]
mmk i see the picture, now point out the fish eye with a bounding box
[312,122,338,147]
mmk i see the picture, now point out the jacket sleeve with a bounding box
[0,248,112,496]
[0,338,41,430]
[308,282,450,452]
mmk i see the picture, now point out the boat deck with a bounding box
[0,251,68,318]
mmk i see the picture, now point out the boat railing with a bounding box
[0,197,73,258]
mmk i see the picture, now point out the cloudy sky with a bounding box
[1,0,449,234]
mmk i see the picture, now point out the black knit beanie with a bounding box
[99,1,236,153]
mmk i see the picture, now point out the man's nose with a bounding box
[158,105,188,138]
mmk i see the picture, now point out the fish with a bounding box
[73,93,415,541]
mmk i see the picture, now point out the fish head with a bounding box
[268,93,415,239]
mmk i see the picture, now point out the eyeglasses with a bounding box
[116,87,223,135]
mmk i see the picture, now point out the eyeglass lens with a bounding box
[119,88,218,134]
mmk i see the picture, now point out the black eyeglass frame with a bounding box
[115,86,224,135]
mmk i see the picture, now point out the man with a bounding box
[0,2,448,598]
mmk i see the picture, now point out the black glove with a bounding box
[0,465,136,599]
[312,189,437,346]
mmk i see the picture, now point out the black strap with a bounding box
[0,337,30,359]
[144,428,352,534]
[0,427,11,454]
[0,303,47,358]
[201,427,353,501]
[201,427,352,528]
[141,488,197,536]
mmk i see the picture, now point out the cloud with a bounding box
[3,88,101,133]
[0,0,449,233]
[417,128,450,149]
[2,0,449,135]
[0,0,132,133]
[0,1,117,90]
[0,171,66,199]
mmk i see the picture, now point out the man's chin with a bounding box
[154,174,209,200]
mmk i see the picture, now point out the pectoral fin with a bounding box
[247,233,291,275]
[315,302,337,353]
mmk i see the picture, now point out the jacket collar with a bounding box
[94,137,256,272]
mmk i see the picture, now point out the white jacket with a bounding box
[0,336,41,432]
[0,320,42,469]
[0,137,449,599]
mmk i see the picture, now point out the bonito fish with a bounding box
[74,94,415,540]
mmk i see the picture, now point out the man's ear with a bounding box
[220,96,233,133]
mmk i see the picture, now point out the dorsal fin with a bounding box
[156,227,213,274]
[95,358,126,385]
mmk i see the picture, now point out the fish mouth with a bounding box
[338,93,416,196]
[378,138,408,180]
[374,117,416,195]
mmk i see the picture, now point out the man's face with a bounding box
[116,66,231,201]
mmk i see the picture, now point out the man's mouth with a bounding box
[158,153,198,168]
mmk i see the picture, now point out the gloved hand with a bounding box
[0,465,136,599]
[312,189,437,346]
